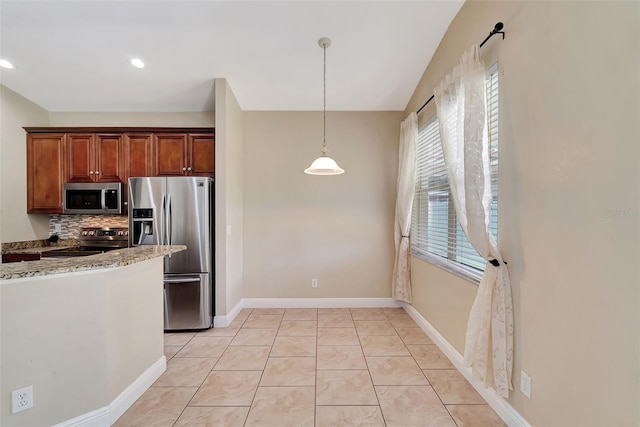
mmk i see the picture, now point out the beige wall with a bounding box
[106,258,164,400]
[1,258,164,426]
[214,78,244,316]
[406,1,640,426]
[49,111,214,127]
[0,86,50,243]
[243,111,402,299]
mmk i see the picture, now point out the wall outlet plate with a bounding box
[54,223,62,233]
[520,371,532,399]
[311,278,318,288]
[12,385,33,413]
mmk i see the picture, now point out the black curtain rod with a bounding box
[416,22,505,115]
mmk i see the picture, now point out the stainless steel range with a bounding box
[41,227,129,258]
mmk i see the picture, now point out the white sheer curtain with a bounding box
[391,112,417,303]
[434,45,514,397]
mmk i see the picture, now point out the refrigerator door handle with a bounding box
[168,194,173,246]
[163,288,170,327]
[161,194,166,245]
[164,277,201,284]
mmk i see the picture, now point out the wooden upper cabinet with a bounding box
[125,133,153,179]
[27,133,65,214]
[66,133,123,183]
[95,134,124,182]
[24,128,213,213]
[154,133,188,176]
[189,133,215,176]
[66,133,94,182]
[153,132,215,177]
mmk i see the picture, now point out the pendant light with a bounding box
[304,37,345,175]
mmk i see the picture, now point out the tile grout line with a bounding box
[169,309,251,426]
[354,308,387,426]
[388,309,460,426]
[244,311,282,426]
[149,307,497,426]
[314,309,318,427]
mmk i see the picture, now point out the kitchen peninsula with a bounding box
[0,244,186,279]
[0,245,186,426]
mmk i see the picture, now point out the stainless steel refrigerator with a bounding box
[129,177,214,331]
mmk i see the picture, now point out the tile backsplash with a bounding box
[49,214,128,238]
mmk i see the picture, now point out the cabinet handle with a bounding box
[95,171,100,175]
[89,171,94,175]
[182,167,187,172]
[187,166,192,172]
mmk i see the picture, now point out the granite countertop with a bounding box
[0,245,187,280]
[1,238,79,255]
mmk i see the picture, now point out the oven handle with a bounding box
[101,190,106,211]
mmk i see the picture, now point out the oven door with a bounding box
[163,273,212,331]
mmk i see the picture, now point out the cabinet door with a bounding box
[188,133,215,177]
[125,133,153,179]
[95,134,123,182]
[154,134,187,176]
[27,133,65,213]
[66,133,95,182]
[2,253,41,263]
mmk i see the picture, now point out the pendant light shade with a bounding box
[304,37,345,176]
[304,155,345,175]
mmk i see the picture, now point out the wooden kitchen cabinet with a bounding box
[2,253,41,263]
[153,133,214,177]
[189,133,215,176]
[124,133,154,179]
[122,133,154,212]
[25,127,214,214]
[27,133,66,214]
[154,133,188,176]
[66,133,123,183]
[95,134,124,182]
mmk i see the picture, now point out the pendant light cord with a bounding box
[322,43,327,155]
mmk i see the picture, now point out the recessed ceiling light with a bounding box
[0,59,14,69]
[130,58,145,69]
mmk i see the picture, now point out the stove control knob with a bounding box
[81,231,88,236]
[88,231,95,236]
[124,231,129,236]
[117,231,124,236]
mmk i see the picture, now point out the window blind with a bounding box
[411,65,499,276]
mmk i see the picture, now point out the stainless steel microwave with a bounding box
[63,182,124,214]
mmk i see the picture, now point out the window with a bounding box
[411,65,499,282]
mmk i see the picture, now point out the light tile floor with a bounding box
[115,307,505,426]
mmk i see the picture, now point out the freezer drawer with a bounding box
[163,273,212,331]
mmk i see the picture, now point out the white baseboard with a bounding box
[401,303,530,427]
[108,356,167,425]
[214,299,244,327]
[213,297,401,327]
[53,356,167,427]
[242,297,402,309]
[52,406,110,427]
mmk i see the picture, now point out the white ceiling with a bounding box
[0,0,463,112]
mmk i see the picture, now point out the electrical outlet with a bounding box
[311,278,318,288]
[12,386,33,414]
[54,224,62,233]
[520,371,532,399]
